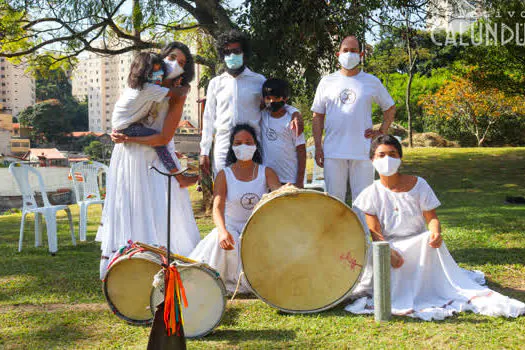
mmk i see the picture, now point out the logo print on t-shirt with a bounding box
[339,88,356,104]
[240,193,260,210]
[266,128,278,141]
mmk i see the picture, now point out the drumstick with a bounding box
[136,242,198,265]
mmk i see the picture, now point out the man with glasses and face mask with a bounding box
[200,30,302,177]
[311,35,396,204]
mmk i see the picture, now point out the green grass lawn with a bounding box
[1,147,524,349]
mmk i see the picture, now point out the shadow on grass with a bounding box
[220,304,243,327]
[200,329,296,344]
[12,322,88,348]
[451,247,525,265]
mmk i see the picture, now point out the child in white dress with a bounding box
[260,78,306,187]
[111,52,186,174]
[189,124,281,293]
[346,135,525,320]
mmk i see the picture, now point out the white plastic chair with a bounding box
[304,145,326,191]
[8,163,75,254]
[70,161,108,241]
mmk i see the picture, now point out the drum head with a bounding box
[151,265,226,338]
[103,251,162,324]
[241,190,367,313]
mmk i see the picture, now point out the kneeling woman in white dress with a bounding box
[346,135,525,321]
[190,124,281,293]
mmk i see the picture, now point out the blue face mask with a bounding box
[224,53,244,70]
[149,70,164,85]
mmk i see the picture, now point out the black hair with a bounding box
[262,78,290,99]
[160,41,195,86]
[225,124,263,166]
[217,30,251,60]
[127,52,165,90]
[370,134,403,159]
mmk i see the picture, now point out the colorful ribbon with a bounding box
[163,265,188,336]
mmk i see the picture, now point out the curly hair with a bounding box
[160,41,195,86]
[225,124,263,166]
[216,30,251,60]
[127,52,165,90]
[370,134,403,159]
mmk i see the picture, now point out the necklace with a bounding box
[234,162,257,181]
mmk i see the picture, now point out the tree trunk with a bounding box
[404,10,414,148]
[200,173,214,214]
[132,0,142,56]
[406,69,414,148]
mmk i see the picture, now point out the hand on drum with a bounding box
[390,248,404,268]
[218,230,235,250]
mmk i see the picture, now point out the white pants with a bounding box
[324,158,374,203]
[212,130,231,178]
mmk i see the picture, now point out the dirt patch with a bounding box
[0,299,260,313]
[402,132,459,148]
[0,303,108,313]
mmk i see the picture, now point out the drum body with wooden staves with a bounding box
[103,249,164,324]
[150,262,227,338]
[240,187,369,313]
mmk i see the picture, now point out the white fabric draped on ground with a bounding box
[189,225,250,294]
[96,98,200,258]
[346,231,525,321]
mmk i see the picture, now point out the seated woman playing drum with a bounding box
[190,124,281,294]
[346,135,525,320]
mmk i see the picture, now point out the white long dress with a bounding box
[96,97,200,258]
[189,164,268,293]
[345,177,525,321]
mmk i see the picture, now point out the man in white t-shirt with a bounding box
[200,30,303,177]
[311,35,396,203]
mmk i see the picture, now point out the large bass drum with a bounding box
[240,187,369,313]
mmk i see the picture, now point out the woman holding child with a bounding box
[97,42,200,279]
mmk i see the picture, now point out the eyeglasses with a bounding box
[223,47,243,56]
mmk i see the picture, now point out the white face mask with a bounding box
[233,144,257,161]
[164,59,184,80]
[373,156,401,176]
[338,52,361,70]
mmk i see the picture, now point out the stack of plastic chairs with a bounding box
[70,161,109,241]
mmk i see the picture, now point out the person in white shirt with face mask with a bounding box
[200,30,303,178]
[191,124,282,294]
[311,35,396,203]
[346,135,525,321]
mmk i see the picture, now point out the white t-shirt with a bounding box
[261,105,306,183]
[311,71,395,160]
[111,83,170,130]
[353,177,441,241]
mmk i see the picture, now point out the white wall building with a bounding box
[0,58,36,117]
[72,51,203,133]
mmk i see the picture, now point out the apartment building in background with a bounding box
[0,58,36,117]
[72,51,203,134]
